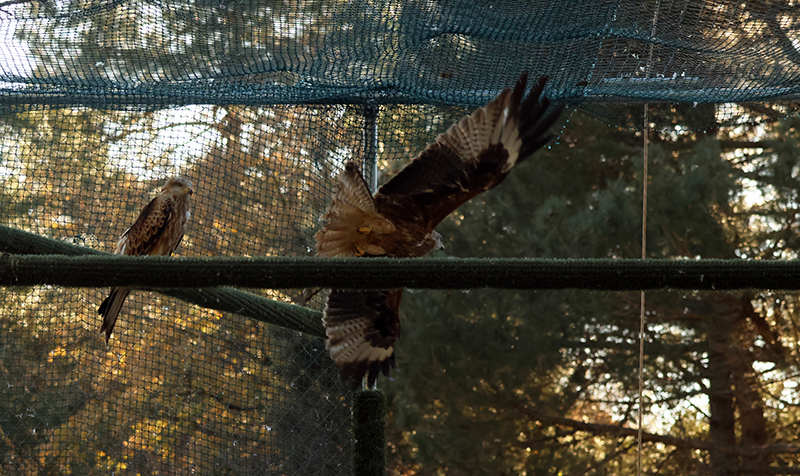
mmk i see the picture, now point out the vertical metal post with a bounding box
[352,389,386,476]
[363,101,379,192]
[352,101,386,476]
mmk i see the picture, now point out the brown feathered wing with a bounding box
[315,162,395,258]
[374,74,562,228]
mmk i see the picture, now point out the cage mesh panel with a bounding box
[3,1,800,114]
[0,104,370,474]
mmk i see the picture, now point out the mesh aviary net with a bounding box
[2,0,800,475]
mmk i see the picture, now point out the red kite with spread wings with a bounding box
[315,74,563,387]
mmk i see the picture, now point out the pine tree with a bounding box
[385,108,800,475]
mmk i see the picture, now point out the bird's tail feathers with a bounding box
[315,162,395,257]
[98,287,131,343]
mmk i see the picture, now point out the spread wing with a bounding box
[374,74,563,230]
[323,289,403,388]
[314,162,395,258]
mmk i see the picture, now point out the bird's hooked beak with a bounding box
[433,231,444,251]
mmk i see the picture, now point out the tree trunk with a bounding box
[730,298,770,475]
[707,312,737,476]
[706,294,771,476]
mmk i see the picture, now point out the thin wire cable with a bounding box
[639,2,660,471]
[638,2,661,471]
[637,104,649,476]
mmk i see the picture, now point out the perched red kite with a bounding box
[315,74,563,387]
[99,176,193,342]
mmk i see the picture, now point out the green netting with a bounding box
[4,0,800,110]
[0,106,357,475]
[2,1,800,475]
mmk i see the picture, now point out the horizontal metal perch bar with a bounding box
[0,225,324,338]
[2,226,800,291]
[1,253,798,290]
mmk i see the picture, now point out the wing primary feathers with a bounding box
[518,76,565,161]
[375,73,562,229]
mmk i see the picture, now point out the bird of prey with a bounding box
[98,176,193,342]
[315,73,564,387]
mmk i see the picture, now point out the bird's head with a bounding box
[163,176,194,198]
[432,230,444,252]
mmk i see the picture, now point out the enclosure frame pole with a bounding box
[353,100,386,476]
[363,101,380,193]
